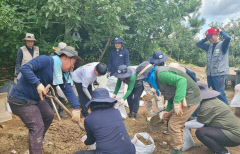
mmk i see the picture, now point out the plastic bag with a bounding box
[115,103,128,119]
[182,128,195,151]
[131,132,155,154]
[230,91,240,107]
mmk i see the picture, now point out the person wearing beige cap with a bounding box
[15,33,39,82]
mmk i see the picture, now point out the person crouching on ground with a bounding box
[136,61,201,154]
[76,88,135,154]
[196,82,240,154]
[8,46,83,154]
[112,65,144,120]
[72,62,107,117]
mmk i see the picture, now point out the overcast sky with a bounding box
[197,0,240,38]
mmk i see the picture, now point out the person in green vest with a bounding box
[113,65,144,120]
[136,61,201,154]
[196,82,240,154]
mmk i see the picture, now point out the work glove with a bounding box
[72,109,81,123]
[119,98,125,105]
[174,103,183,116]
[37,83,46,101]
[161,111,171,121]
[81,135,87,143]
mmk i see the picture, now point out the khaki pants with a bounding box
[168,103,199,150]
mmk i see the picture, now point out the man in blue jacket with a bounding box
[8,46,82,154]
[196,28,231,105]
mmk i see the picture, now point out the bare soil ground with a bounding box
[0,66,240,154]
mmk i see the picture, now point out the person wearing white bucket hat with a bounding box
[196,82,240,154]
[15,33,40,82]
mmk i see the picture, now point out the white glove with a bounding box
[119,98,125,105]
[81,135,87,143]
[72,109,81,123]
[37,83,46,101]
[174,103,183,116]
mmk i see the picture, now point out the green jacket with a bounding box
[198,98,240,144]
[155,66,201,112]
[114,73,143,100]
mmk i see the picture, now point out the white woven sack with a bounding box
[131,132,155,154]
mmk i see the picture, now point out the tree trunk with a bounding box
[98,36,112,62]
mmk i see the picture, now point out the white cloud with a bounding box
[196,0,240,38]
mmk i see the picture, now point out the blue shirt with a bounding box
[196,31,231,54]
[108,47,129,75]
[84,108,135,154]
[10,55,80,109]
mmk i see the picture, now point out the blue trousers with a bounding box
[207,75,228,105]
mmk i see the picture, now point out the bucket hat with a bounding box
[149,51,168,64]
[55,46,83,67]
[23,33,37,41]
[198,82,220,100]
[205,28,220,39]
[114,37,124,44]
[86,88,117,107]
[113,65,133,78]
[136,61,153,80]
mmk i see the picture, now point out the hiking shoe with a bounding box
[170,148,182,154]
[59,111,67,118]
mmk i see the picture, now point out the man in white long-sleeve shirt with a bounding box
[72,62,107,117]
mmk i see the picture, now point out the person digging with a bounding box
[8,46,83,154]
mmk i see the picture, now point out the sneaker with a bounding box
[170,148,182,154]
[131,112,137,120]
[59,111,67,118]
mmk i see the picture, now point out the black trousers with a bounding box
[8,96,54,154]
[127,85,144,114]
[196,127,239,154]
[74,82,92,117]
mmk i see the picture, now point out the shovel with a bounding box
[45,84,85,131]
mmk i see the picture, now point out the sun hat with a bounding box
[205,28,220,39]
[86,88,117,107]
[55,46,83,68]
[113,65,133,78]
[136,61,153,80]
[23,33,37,41]
[198,82,220,100]
[148,50,168,64]
[114,37,124,44]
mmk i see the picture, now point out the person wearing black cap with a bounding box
[196,28,231,105]
[112,65,144,120]
[196,82,240,154]
[76,88,135,154]
[72,62,107,117]
[136,61,201,154]
[8,46,83,154]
